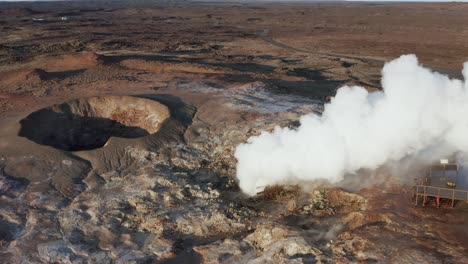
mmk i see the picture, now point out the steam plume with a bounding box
[235,55,468,196]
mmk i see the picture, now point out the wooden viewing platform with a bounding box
[415,185,468,207]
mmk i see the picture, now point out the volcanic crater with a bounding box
[18,96,170,151]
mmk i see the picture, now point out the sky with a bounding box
[0,0,467,2]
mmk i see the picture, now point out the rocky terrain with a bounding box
[1,1,468,263]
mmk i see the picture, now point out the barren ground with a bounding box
[1,1,468,263]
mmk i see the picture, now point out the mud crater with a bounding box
[19,96,170,151]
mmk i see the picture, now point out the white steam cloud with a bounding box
[235,55,468,196]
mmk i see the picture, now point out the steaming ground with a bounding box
[236,55,468,196]
[2,2,468,262]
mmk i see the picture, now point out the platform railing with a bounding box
[415,185,468,207]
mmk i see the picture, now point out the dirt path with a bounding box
[258,29,385,66]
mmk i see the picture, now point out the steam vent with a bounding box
[2,2,468,263]
[18,96,170,151]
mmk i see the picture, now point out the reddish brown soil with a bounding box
[1,1,468,263]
